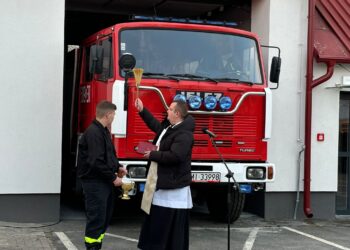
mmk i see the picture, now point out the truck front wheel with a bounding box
[206,185,245,223]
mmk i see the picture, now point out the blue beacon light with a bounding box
[188,95,202,110]
[219,96,232,111]
[204,95,217,110]
[173,94,186,102]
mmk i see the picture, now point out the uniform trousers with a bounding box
[81,179,115,250]
[138,204,190,250]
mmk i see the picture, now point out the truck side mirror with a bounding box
[118,53,136,111]
[270,56,281,83]
[89,44,104,74]
[119,53,136,72]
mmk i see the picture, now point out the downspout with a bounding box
[304,0,336,218]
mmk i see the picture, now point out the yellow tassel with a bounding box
[132,68,144,99]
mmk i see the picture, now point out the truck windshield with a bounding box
[120,28,263,84]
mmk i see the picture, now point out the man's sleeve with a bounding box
[149,131,193,165]
[139,108,162,133]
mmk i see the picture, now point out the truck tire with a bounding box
[206,185,245,223]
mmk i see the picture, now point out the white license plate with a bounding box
[191,172,221,182]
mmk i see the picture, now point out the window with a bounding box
[97,37,113,81]
[84,37,114,82]
[120,29,263,84]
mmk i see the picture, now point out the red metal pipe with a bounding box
[304,0,316,219]
[304,0,335,218]
[312,61,336,88]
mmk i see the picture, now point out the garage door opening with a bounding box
[61,0,252,218]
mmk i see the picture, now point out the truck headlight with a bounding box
[246,167,265,180]
[128,166,147,178]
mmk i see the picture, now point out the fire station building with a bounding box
[0,0,350,222]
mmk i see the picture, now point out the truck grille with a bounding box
[193,114,257,147]
[133,112,166,132]
[133,112,257,148]
[232,116,257,137]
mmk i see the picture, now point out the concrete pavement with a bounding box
[2,200,350,250]
[2,212,350,249]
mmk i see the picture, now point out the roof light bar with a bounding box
[132,15,237,27]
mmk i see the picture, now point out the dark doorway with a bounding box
[61,0,252,218]
[337,92,350,214]
[64,0,252,44]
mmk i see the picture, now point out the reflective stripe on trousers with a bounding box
[85,233,105,244]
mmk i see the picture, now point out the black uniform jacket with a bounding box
[77,119,119,182]
[139,108,195,189]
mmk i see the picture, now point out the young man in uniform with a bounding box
[78,100,127,250]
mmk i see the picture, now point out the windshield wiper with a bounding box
[139,72,253,85]
[142,72,165,77]
[213,78,254,86]
[166,74,218,83]
[141,72,180,81]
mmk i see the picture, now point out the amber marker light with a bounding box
[267,166,274,180]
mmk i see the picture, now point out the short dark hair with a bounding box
[173,100,188,119]
[96,100,116,118]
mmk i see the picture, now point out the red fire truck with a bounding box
[75,18,281,222]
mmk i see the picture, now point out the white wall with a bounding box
[252,0,339,192]
[0,1,64,193]
[312,65,349,192]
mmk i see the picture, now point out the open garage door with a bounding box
[61,0,252,212]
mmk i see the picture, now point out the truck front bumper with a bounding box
[119,160,275,183]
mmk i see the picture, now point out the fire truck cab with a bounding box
[76,18,281,222]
